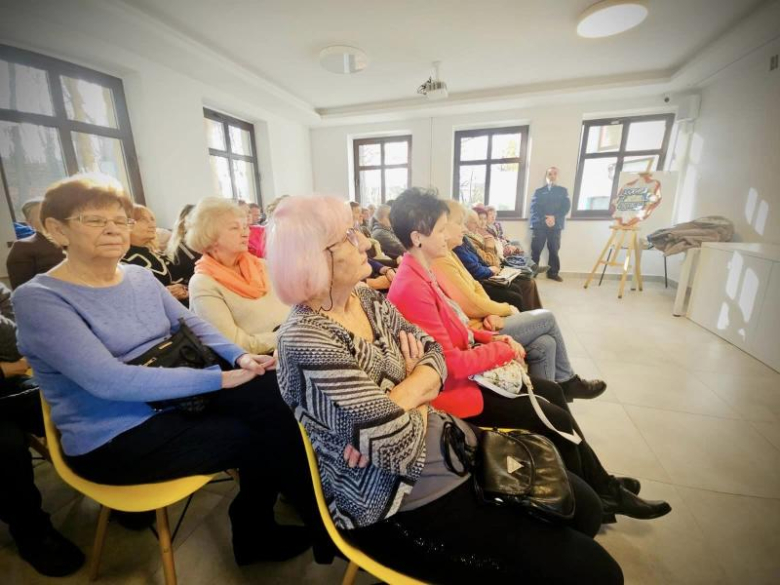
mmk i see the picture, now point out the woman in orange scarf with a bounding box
[187,198,289,354]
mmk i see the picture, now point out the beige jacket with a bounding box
[189,269,289,354]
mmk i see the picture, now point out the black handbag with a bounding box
[442,418,575,522]
[127,318,221,413]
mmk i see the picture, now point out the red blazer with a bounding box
[248,225,265,258]
[388,253,515,418]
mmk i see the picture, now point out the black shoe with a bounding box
[560,375,607,402]
[114,510,156,531]
[617,476,641,495]
[233,524,312,565]
[547,274,563,282]
[15,526,85,577]
[600,485,671,523]
[532,265,550,278]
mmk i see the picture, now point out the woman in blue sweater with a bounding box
[12,175,328,566]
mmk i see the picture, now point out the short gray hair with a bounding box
[185,197,245,253]
[21,199,42,222]
[374,204,391,221]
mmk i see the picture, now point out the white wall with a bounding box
[676,37,780,244]
[311,96,686,278]
[0,0,314,280]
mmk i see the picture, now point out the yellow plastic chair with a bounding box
[41,396,215,585]
[298,423,425,585]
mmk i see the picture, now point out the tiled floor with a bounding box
[2,276,779,584]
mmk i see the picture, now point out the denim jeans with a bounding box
[499,309,575,382]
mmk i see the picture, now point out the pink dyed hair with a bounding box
[265,195,352,305]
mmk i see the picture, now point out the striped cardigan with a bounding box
[276,286,447,529]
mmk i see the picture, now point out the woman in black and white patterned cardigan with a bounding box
[266,195,622,584]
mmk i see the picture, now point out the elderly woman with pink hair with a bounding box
[265,195,623,584]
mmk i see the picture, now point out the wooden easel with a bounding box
[584,224,643,298]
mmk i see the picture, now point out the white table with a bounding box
[687,242,780,372]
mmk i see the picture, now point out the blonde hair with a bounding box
[265,195,290,218]
[185,198,245,254]
[166,204,195,261]
[444,199,465,223]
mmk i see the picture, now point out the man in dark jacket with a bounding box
[530,167,571,282]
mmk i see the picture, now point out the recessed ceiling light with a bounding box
[319,46,369,75]
[577,0,648,38]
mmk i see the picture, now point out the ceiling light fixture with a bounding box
[577,0,648,38]
[319,46,369,74]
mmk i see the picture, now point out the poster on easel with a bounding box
[610,171,678,230]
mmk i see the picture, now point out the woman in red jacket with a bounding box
[387,188,671,523]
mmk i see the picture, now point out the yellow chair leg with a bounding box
[341,560,359,585]
[89,505,111,581]
[155,508,177,585]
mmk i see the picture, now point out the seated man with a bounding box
[0,282,84,576]
[6,200,66,289]
[371,204,406,261]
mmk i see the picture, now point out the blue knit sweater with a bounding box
[13,265,245,456]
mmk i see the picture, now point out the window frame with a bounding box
[203,107,261,204]
[0,44,145,221]
[452,125,529,219]
[352,135,412,205]
[571,113,675,219]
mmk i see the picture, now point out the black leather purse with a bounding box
[127,318,221,413]
[442,418,575,522]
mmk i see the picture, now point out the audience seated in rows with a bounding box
[187,198,289,355]
[266,194,625,583]
[6,199,66,289]
[454,224,543,312]
[11,175,333,566]
[123,204,189,305]
[433,200,593,387]
[1,282,84,577]
[164,203,201,285]
[386,188,670,520]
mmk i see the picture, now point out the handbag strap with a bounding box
[441,416,474,477]
[522,375,582,445]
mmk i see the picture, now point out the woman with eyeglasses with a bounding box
[267,195,623,584]
[187,198,289,355]
[123,204,189,304]
[11,175,334,567]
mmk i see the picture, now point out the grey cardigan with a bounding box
[276,286,447,529]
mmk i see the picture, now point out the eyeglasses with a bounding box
[65,215,136,229]
[326,227,360,251]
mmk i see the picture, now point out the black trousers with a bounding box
[531,227,562,276]
[348,477,622,584]
[467,378,613,494]
[481,278,543,312]
[66,373,329,552]
[0,386,50,541]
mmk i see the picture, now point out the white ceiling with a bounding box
[122,0,764,112]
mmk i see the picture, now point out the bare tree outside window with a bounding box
[0,44,144,221]
[452,126,529,218]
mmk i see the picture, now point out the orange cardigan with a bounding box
[387,253,515,418]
